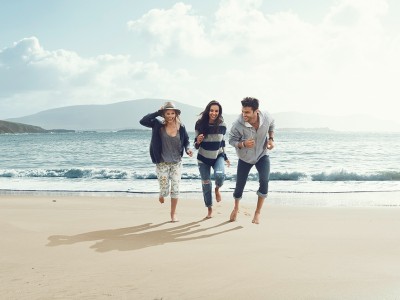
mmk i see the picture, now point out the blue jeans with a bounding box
[233,155,270,200]
[198,156,225,207]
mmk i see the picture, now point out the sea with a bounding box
[1,129,400,205]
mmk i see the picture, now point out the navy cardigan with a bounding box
[139,111,190,164]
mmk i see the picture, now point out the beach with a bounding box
[1,192,400,300]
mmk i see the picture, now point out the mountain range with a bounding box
[5,98,400,132]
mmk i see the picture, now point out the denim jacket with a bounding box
[228,111,275,164]
[140,111,190,164]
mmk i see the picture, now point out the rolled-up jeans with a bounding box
[233,155,270,200]
[198,156,225,207]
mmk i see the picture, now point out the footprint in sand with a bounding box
[241,207,251,216]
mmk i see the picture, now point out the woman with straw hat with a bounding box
[140,101,193,222]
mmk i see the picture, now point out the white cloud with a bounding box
[213,0,267,41]
[1,0,399,123]
[0,37,95,96]
[124,0,399,120]
[128,3,213,57]
[0,37,192,118]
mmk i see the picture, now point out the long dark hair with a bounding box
[195,100,223,136]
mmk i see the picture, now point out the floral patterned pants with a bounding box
[156,162,181,198]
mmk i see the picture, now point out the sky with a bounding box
[1,0,400,123]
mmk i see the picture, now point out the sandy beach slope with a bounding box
[1,192,400,299]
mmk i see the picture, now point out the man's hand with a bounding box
[266,140,274,150]
[244,138,255,148]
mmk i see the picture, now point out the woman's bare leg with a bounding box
[170,198,178,222]
[229,199,240,222]
[215,187,221,202]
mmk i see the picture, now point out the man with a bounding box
[228,97,275,224]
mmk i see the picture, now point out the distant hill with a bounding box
[0,120,48,134]
[6,99,400,132]
[6,99,219,131]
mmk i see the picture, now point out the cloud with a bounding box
[212,0,272,44]
[126,0,394,64]
[128,2,213,57]
[125,0,399,119]
[0,37,192,118]
[0,37,94,96]
[127,0,315,58]
[1,0,399,122]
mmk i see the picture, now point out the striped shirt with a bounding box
[195,122,228,166]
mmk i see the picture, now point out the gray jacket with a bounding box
[229,111,275,164]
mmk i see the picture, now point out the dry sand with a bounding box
[1,192,400,300]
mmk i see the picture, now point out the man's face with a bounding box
[242,106,258,123]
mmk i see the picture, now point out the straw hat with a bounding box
[159,102,181,115]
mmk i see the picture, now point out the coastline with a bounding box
[1,192,400,299]
[1,189,400,207]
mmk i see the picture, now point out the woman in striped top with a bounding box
[194,100,230,219]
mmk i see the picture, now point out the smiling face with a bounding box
[163,109,176,123]
[242,106,258,124]
[208,104,220,123]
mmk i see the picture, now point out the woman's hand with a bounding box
[225,159,231,167]
[196,134,204,144]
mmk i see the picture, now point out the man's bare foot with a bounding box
[252,212,260,224]
[159,196,164,204]
[215,188,221,202]
[205,207,212,219]
[229,208,238,222]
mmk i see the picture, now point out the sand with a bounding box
[1,192,400,300]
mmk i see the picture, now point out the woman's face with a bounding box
[164,110,176,123]
[208,104,220,122]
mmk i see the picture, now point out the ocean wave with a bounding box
[0,168,129,179]
[1,168,399,182]
[312,170,400,181]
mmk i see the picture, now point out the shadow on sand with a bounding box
[47,220,243,252]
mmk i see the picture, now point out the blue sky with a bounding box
[1,0,399,123]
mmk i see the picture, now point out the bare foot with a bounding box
[159,196,164,204]
[171,213,179,222]
[252,212,260,224]
[229,209,238,222]
[205,207,212,219]
[215,188,221,202]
